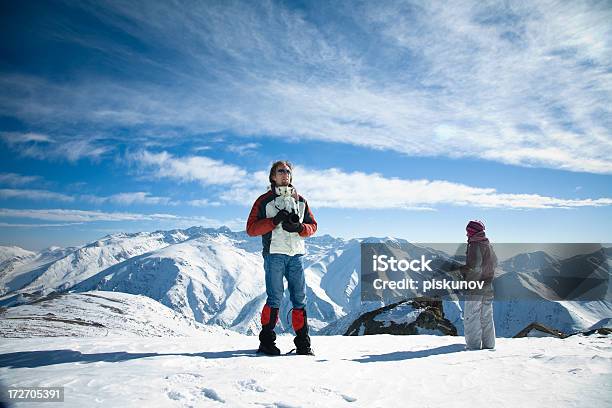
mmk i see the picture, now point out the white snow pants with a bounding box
[464,295,495,350]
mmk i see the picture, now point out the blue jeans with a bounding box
[264,253,306,309]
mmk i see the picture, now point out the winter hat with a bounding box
[466,220,485,237]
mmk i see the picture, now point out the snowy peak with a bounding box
[72,236,266,327]
[0,246,74,297]
[500,251,559,272]
[0,246,37,264]
[0,229,207,297]
[70,234,346,334]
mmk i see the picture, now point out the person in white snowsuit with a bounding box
[460,220,497,350]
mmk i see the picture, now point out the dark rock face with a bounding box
[513,322,567,338]
[513,322,612,338]
[344,298,458,336]
[579,327,612,336]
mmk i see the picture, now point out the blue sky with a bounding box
[0,0,611,250]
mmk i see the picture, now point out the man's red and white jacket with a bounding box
[246,184,317,256]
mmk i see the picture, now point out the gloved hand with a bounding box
[282,221,303,233]
[273,210,290,225]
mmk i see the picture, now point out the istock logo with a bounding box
[372,254,433,272]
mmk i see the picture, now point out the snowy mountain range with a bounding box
[1,226,610,338]
[0,227,351,335]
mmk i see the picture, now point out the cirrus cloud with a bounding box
[133,152,612,210]
[133,150,248,185]
[0,189,74,202]
[0,173,42,187]
[0,1,609,173]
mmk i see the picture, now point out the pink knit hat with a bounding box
[466,220,485,237]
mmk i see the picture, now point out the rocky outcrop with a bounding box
[513,322,566,338]
[514,321,612,338]
[344,298,458,336]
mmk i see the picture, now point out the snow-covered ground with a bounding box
[1,333,610,408]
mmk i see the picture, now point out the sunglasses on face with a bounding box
[276,169,291,175]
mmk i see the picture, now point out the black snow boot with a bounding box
[292,308,314,356]
[257,304,281,356]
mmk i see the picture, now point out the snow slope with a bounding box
[0,332,610,407]
[493,299,612,336]
[0,246,76,296]
[0,291,216,337]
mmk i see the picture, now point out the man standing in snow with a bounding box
[460,220,498,350]
[246,161,317,355]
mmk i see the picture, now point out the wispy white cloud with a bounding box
[0,131,111,162]
[137,153,612,210]
[0,1,609,173]
[0,188,181,206]
[1,132,52,143]
[226,142,260,156]
[0,208,242,231]
[0,188,74,202]
[0,208,159,222]
[186,199,222,207]
[281,166,612,210]
[132,150,248,185]
[82,191,176,206]
[0,173,41,186]
[108,192,174,206]
[0,222,84,228]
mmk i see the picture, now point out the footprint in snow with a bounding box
[166,390,184,401]
[165,373,225,404]
[311,386,357,403]
[237,378,266,392]
[202,388,225,403]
